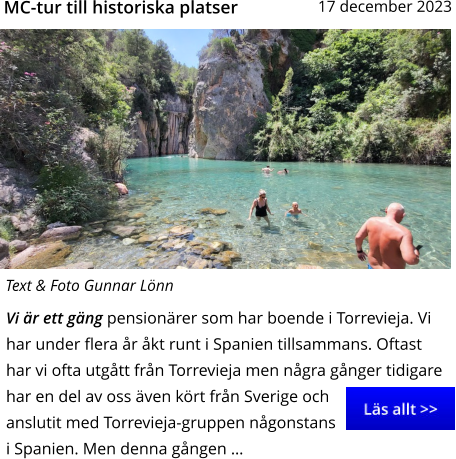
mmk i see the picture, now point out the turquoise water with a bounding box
[67,157,451,269]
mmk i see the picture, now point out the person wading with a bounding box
[248,189,273,227]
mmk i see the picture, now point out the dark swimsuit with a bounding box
[255,199,267,217]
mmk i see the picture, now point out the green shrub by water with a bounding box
[35,162,111,224]
[0,220,15,242]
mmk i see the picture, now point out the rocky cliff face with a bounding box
[132,94,191,158]
[189,30,293,160]
[0,162,38,235]
[134,31,295,161]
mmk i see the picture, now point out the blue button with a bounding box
[346,387,455,430]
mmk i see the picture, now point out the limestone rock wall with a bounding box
[189,57,268,160]
[133,119,151,157]
[133,30,295,161]
[189,30,293,160]
[132,94,191,158]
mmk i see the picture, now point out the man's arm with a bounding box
[355,221,369,261]
[400,231,420,265]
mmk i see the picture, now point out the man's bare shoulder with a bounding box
[365,217,384,226]
[396,223,412,237]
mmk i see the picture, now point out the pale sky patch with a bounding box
[145,29,212,67]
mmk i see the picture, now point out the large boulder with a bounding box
[39,226,82,242]
[0,162,36,210]
[9,240,29,253]
[10,241,72,269]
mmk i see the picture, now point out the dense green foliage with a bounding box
[254,29,451,165]
[0,30,197,224]
[254,69,304,161]
[86,122,139,182]
[35,161,111,224]
[208,38,238,57]
[0,219,15,241]
[289,29,317,54]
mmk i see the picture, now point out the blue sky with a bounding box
[145,30,212,68]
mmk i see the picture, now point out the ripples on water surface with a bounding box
[68,157,451,269]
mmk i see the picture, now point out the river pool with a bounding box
[65,157,451,269]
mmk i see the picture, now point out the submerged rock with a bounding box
[168,225,194,237]
[198,208,227,216]
[107,226,145,238]
[137,235,158,244]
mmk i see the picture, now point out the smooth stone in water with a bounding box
[122,238,136,246]
[198,208,228,216]
[107,226,145,238]
[39,226,82,242]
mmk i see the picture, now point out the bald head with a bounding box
[387,203,405,213]
[386,203,405,222]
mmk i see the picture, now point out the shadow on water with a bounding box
[282,217,312,230]
[261,225,281,234]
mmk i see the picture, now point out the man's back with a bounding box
[355,203,420,269]
[365,217,409,269]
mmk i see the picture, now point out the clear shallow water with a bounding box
[67,157,451,269]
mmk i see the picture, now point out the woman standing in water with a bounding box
[248,189,273,227]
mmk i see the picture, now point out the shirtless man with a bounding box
[114,182,128,195]
[262,165,274,173]
[355,203,420,269]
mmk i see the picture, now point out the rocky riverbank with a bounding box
[0,158,244,269]
[0,200,243,269]
[2,208,338,269]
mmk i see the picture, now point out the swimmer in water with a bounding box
[262,165,274,174]
[277,168,289,175]
[285,202,306,218]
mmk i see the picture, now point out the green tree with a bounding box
[254,72,303,162]
[299,29,387,115]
